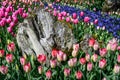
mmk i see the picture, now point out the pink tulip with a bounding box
[117,46,120,50]
[20,57,26,65]
[52,49,58,58]
[38,66,42,74]
[85,53,90,62]
[6,6,11,12]
[113,64,120,74]
[22,13,28,18]
[64,68,71,77]
[5,12,8,17]
[75,71,83,79]
[66,17,71,22]
[6,16,12,23]
[73,19,79,24]
[46,70,52,79]
[58,13,62,17]
[99,58,106,69]
[94,19,98,24]
[68,58,77,67]
[7,42,15,52]
[72,13,77,19]
[37,54,46,64]
[72,50,78,57]
[53,10,57,16]
[117,54,120,63]
[0,49,4,57]
[84,16,90,23]
[91,53,98,62]
[57,50,64,62]
[6,54,13,63]
[79,58,86,65]
[63,54,67,61]
[50,60,57,68]
[87,62,93,71]
[23,62,31,73]
[80,11,84,17]
[0,20,5,27]
[99,48,107,57]
[0,65,8,74]
[89,38,95,47]
[10,22,15,28]
[12,16,18,23]
[58,16,62,20]
[73,44,79,51]
[93,42,99,50]
[7,27,13,33]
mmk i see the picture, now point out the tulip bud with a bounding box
[73,19,79,24]
[99,58,106,69]
[0,65,8,75]
[64,68,71,77]
[72,50,78,57]
[80,11,84,17]
[68,58,77,67]
[7,42,15,52]
[93,42,99,50]
[99,48,107,57]
[66,17,71,22]
[91,53,98,62]
[37,54,46,64]
[38,66,42,74]
[6,54,13,63]
[113,64,120,74]
[72,13,77,19]
[87,62,93,71]
[52,49,58,58]
[84,16,90,23]
[23,62,31,73]
[79,58,86,65]
[85,53,90,62]
[57,50,64,62]
[0,49,5,57]
[20,57,26,65]
[46,70,52,79]
[75,71,83,79]
[63,54,67,61]
[117,54,120,63]
[94,19,98,24]
[50,60,57,68]
[89,38,95,47]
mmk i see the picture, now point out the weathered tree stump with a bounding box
[16,8,75,57]
[102,0,120,12]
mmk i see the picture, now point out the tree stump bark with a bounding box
[16,8,75,57]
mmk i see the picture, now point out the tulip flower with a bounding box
[66,17,71,22]
[0,65,8,75]
[113,64,120,74]
[99,58,106,69]
[50,60,57,68]
[79,58,86,65]
[85,53,90,62]
[23,62,31,73]
[52,49,58,58]
[64,68,71,77]
[80,11,84,17]
[20,57,26,65]
[89,38,95,47]
[117,54,120,63]
[37,54,46,64]
[75,71,82,79]
[0,49,5,57]
[72,13,77,19]
[63,54,67,61]
[91,53,98,62]
[99,48,107,57]
[57,50,64,62]
[87,62,93,71]
[46,70,52,79]
[38,66,42,74]
[6,54,13,63]
[68,58,77,67]
[7,42,15,52]
[84,16,90,23]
